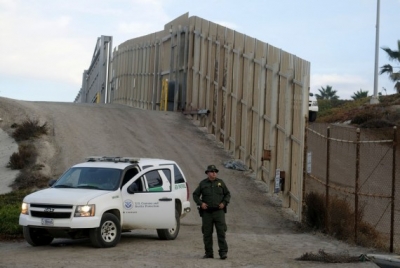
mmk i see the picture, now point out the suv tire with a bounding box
[90,213,121,248]
[309,111,317,122]
[157,208,180,240]
[23,226,54,246]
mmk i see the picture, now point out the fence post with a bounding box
[325,126,331,232]
[355,128,360,243]
[390,126,397,252]
[302,117,308,218]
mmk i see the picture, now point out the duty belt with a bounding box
[205,207,220,212]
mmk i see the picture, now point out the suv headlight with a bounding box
[75,205,95,217]
[21,202,29,215]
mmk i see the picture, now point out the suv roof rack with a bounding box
[85,156,139,163]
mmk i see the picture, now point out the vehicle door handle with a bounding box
[159,198,172,202]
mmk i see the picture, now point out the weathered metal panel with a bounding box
[222,28,234,151]
[253,40,267,181]
[289,57,310,217]
[197,19,211,126]
[206,21,217,133]
[186,17,195,112]
[190,17,202,113]
[241,36,255,166]
[231,32,245,159]
[264,45,280,190]
[215,24,226,143]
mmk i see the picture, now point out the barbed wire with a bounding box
[307,174,391,199]
[307,127,393,144]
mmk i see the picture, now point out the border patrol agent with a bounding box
[193,164,231,259]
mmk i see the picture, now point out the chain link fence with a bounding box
[305,123,398,253]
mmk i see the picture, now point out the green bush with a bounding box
[0,190,30,240]
[317,99,351,117]
[1,119,50,241]
[11,119,48,142]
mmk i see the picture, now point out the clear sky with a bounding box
[0,0,399,102]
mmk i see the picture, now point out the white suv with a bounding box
[309,93,319,122]
[19,156,191,248]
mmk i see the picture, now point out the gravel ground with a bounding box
[0,97,381,267]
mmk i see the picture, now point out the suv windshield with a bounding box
[53,167,122,191]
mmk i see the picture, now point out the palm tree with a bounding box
[351,89,369,100]
[380,40,400,93]
[315,85,339,100]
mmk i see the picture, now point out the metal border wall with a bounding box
[75,36,113,103]
[79,13,311,219]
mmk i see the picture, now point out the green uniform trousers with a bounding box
[201,209,228,256]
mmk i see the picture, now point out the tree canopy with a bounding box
[380,40,400,93]
[351,89,369,100]
[315,85,339,100]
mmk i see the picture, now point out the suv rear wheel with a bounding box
[309,111,317,122]
[157,208,180,240]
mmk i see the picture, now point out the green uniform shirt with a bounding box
[193,178,231,207]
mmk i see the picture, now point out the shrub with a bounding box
[360,119,395,128]
[379,94,400,105]
[10,171,51,191]
[351,110,380,125]
[317,93,400,125]
[303,191,384,249]
[11,119,48,142]
[357,221,386,249]
[328,196,356,241]
[7,143,37,170]
[317,108,354,123]
[304,192,325,229]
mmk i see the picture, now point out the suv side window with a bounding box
[160,164,185,183]
[173,165,185,183]
[146,169,171,192]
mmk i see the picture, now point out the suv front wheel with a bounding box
[23,226,54,246]
[90,213,121,247]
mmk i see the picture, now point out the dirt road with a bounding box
[0,98,379,267]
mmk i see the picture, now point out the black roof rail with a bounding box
[85,156,139,163]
